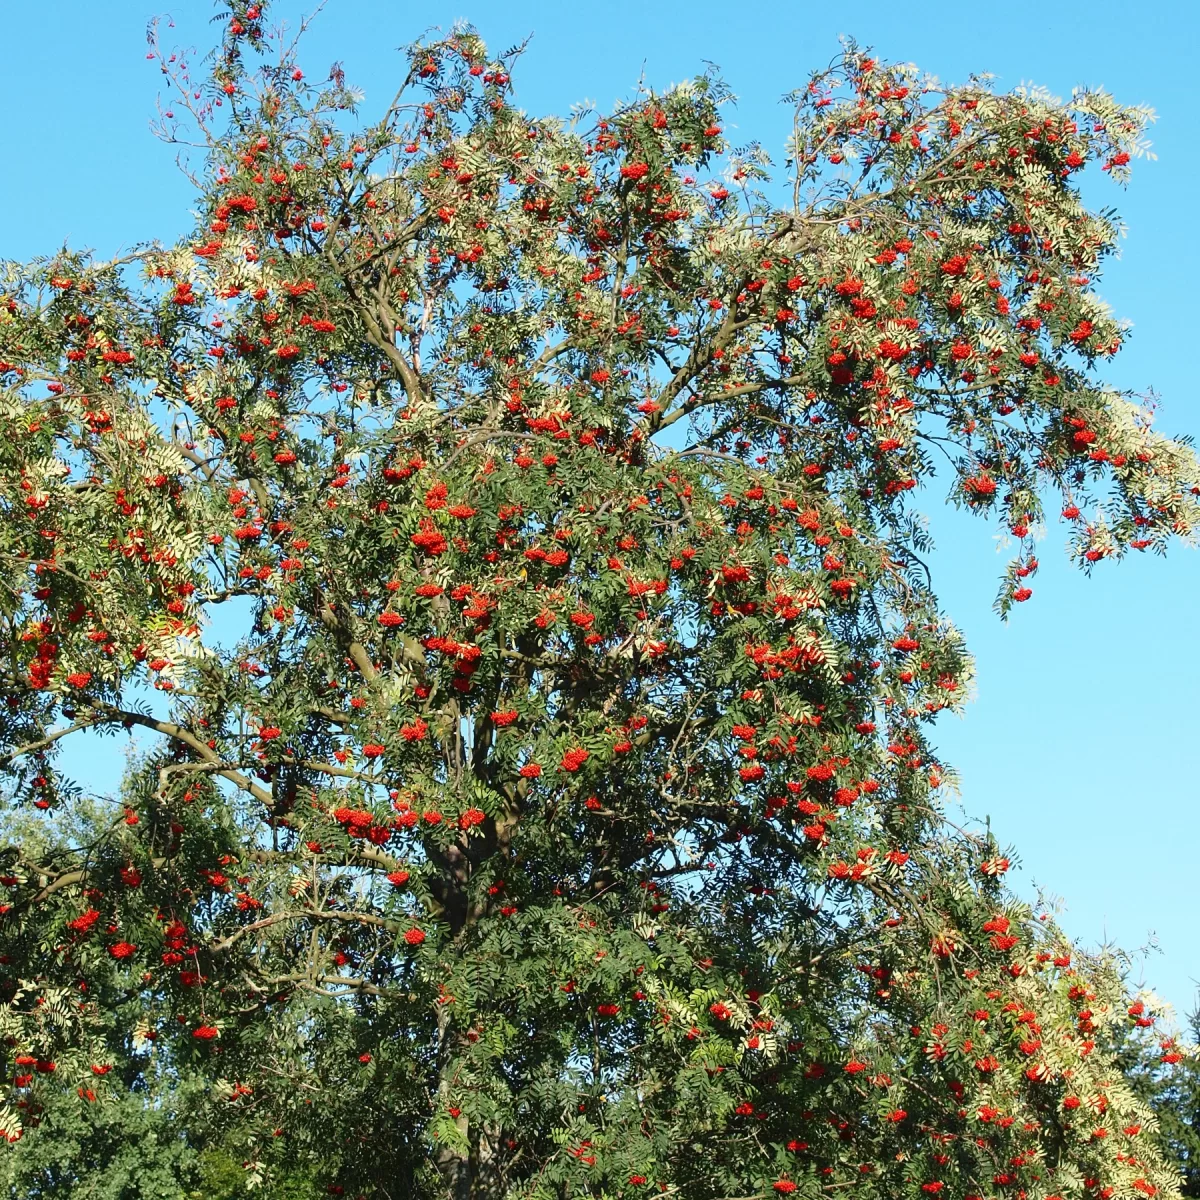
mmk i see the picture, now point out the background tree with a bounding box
[2,3,1197,1197]
[1150,1013,1200,1196]
[1109,998,1200,1198]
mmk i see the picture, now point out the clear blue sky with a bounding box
[3,0,1197,1022]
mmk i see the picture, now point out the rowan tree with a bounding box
[1,4,1197,1197]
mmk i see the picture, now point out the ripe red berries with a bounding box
[554,745,588,775]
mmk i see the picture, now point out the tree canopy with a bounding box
[1,3,1197,1197]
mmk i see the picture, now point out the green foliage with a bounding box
[1110,1003,1200,1196]
[1152,1024,1200,1196]
[1,2,1196,1197]
[0,1064,196,1199]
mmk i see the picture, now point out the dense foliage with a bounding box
[2,3,1197,1196]
[1116,1007,1200,1198]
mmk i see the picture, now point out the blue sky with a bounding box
[2,0,1197,1021]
